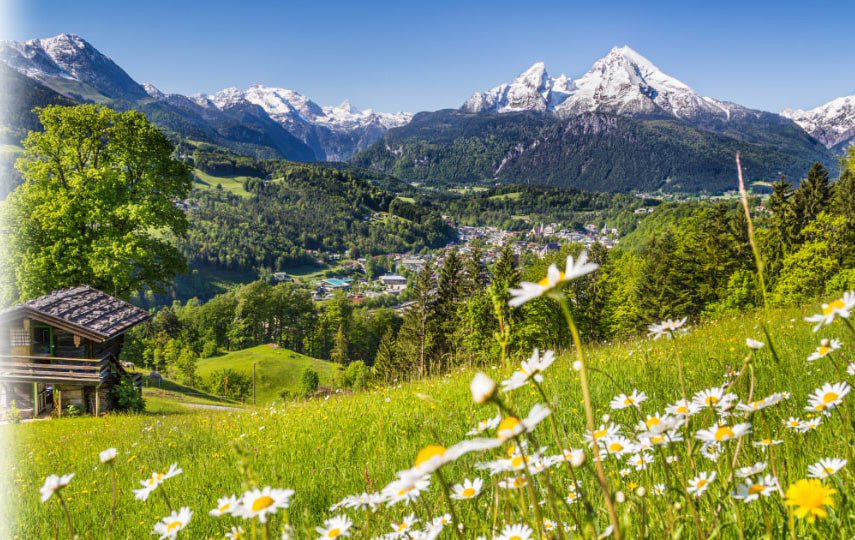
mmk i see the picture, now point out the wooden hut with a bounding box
[0,286,149,419]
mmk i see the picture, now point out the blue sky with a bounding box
[9,0,855,114]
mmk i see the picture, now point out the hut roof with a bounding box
[0,286,150,342]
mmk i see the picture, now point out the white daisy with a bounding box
[381,475,430,506]
[495,523,534,540]
[807,339,843,361]
[733,475,777,503]
[687,471,716,497]
[599,435,635,457]
[652,484,666,495]
[745,338,765,350]
[99,448,118,464]
[467,414,502,436]
[496,404,551,441]
[806,382,851,412]
[451,478,483,500]
[497,476,528,489]
[752,438,784,449]
[665,400,701,417]
[735,462,767,478]
[805,291,855,332]
[583,423,621,445]
[390,514,418,535]
[429,514,452,529]
[315,515,353,539]
[695,422,752,443]
[470,373,497,404]
[798,417,823,432]
[807,458,847,479]
[509,251,599,307]
[39,473,74,503]
[700,442,722,462]
[609,389,648,410]
[647,317,688,340]
[627,452,654,471]
[236,487,294,523]
[152,507,192,539]
[225,526,245,539]
[736,393,783,413]
[209,495,240,517]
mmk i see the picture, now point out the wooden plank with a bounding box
[0,354,102,363]
[0,375,100,385]
[0,370,100,379]
[0,368,101,379]
[0,362,100,371]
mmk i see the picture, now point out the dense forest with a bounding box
[172,156,456,273]
[436,184,659,233]
[127,153,855,394]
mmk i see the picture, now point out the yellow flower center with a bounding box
[825,467,835,473]
[397,487,413,496]
[823,392,839,403]
[651,436,665,444]
[704,396,719,406]
[509,536,522,540]
[462,487,476,497]
[676,406,689,414]
[166,521,182,532]
[608,443,624,453]
[762,439,772,444]
[414,445,447,467]
[397,523,408,532]
[818,346,830,356]
[327,528,341,538]
[789,421,799,427]
[593,429,607,438]
[218,503,230,512]
[538,271,565,286]
[748,484,765,495]
[823,299,846,315]
[624,398,634,405]
[513,477,526,487]
[714,426,735,441]
[251,496,275,512]
[511,456,526,467]
[646,417,660,428]
[498,417,521,437]
[697,479,708,489]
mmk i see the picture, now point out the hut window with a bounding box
[10,328,30,347]
[32,326,53,356]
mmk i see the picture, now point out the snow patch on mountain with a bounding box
[196,85,412,133]
[782,94,855,149]
[462,46,742,122]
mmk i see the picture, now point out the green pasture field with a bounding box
[5,303,855,539]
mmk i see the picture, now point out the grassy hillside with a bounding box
[5,302,855,538]
[196,345,341,404]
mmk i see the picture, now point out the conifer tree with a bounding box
[464,245,488,294]
[396,262,436,378]
[793,162,832,234]
[330,324,350,365]
[373,327,399,383]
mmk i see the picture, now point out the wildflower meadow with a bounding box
[5,258,855,539]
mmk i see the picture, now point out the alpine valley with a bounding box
[1,34,854,193]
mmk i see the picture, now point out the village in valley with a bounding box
[304,220,621,305]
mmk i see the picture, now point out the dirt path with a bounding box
[178,402,240,411]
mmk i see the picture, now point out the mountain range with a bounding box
[0,34,410,161]
[1,34,854,193]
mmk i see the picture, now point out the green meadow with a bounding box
[4,302,855,539]
[196,345,342,404]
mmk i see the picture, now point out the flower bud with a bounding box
[470,373,497,404]
[635,487,646,497]
[601,413,610,423]
[572,361,583,372]
[673,502,681,510]
[570,449,586,468]
[615,491,626,503]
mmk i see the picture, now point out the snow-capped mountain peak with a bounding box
[0,33,148,100]
[462,62,573,114]
[781,93,855,149]
[463,46,740,122]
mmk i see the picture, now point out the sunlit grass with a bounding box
[4,303,854,538]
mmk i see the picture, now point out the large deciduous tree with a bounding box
[5,104,191,301]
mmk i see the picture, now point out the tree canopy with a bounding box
[3,104,191,302]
